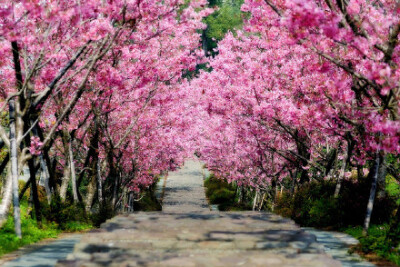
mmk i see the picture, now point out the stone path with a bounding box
[162,161,209,213]
[57,160,341,266]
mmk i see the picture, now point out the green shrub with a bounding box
[63,221,92,232]
[209,188,235,204]
[0,201,60,257]
[133,192,162,212]
[204,174,251,211]
[275,179,398,228]
[308,197,341,227]
[386,175,400,205]
[41,196,89,230]
[274,192,294,218]
[90,203,115,227]
[344,224,400,265]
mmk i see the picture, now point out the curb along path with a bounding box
[57,160,341,266]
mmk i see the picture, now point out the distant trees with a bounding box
[203,0,244,56]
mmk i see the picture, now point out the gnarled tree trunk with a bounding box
[0,171,12,227]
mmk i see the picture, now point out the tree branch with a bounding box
[32,41,91,109]
[264,0,282,17]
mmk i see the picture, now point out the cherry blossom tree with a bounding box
[0,0,210,236]
[192,0,400,234]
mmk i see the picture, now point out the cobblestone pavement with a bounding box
[57,160,341,266]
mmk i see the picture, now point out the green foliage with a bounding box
[0,201,60,257]
[63,221,92,232]
[274,192,294,218]
[274,177,400,265]
[308,197,340,227]
[133,192,162,212]
[131,179,162,212]
[344,225,400,266]
[204,174,249,211]
[204,1,244,41]
[275,179,398,228]
[275,180,341,228]
[386,175,400,205]
[41,196,90,230]
[203,0,245,56]
[209,187,235,203]
[207,0,222,7]
[0,197,93,257]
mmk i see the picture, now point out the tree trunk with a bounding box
[334,145,349,197]
[19,178,31,200]
[290,170,297,195]
[69,142,79,203]
[252,190,258,211]
[377,154,387,198]
[31,124,52,204]
[60,161,71,201]
[27,157,41,225]
[357,165,363,181]
[363,152,380,235]
[39,155,52,203]
[36,126,57,193]
[85,175,96,213]
[128,191,134,213]
[259,192,266,211]
[202,30,208,57]
[10,40,23,237]
[9,97,21,238]
[325,148,337,177]
[96,159,103,205]
[110,152,119,209]
[60,131,71,201]
[0,154,9,176]
[112,172,119,209]
[24,122,42,225]
[0,171,13,227]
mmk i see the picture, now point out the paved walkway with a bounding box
[162,161,209,213]
[57,160,341,266]
[0,160,377,267]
